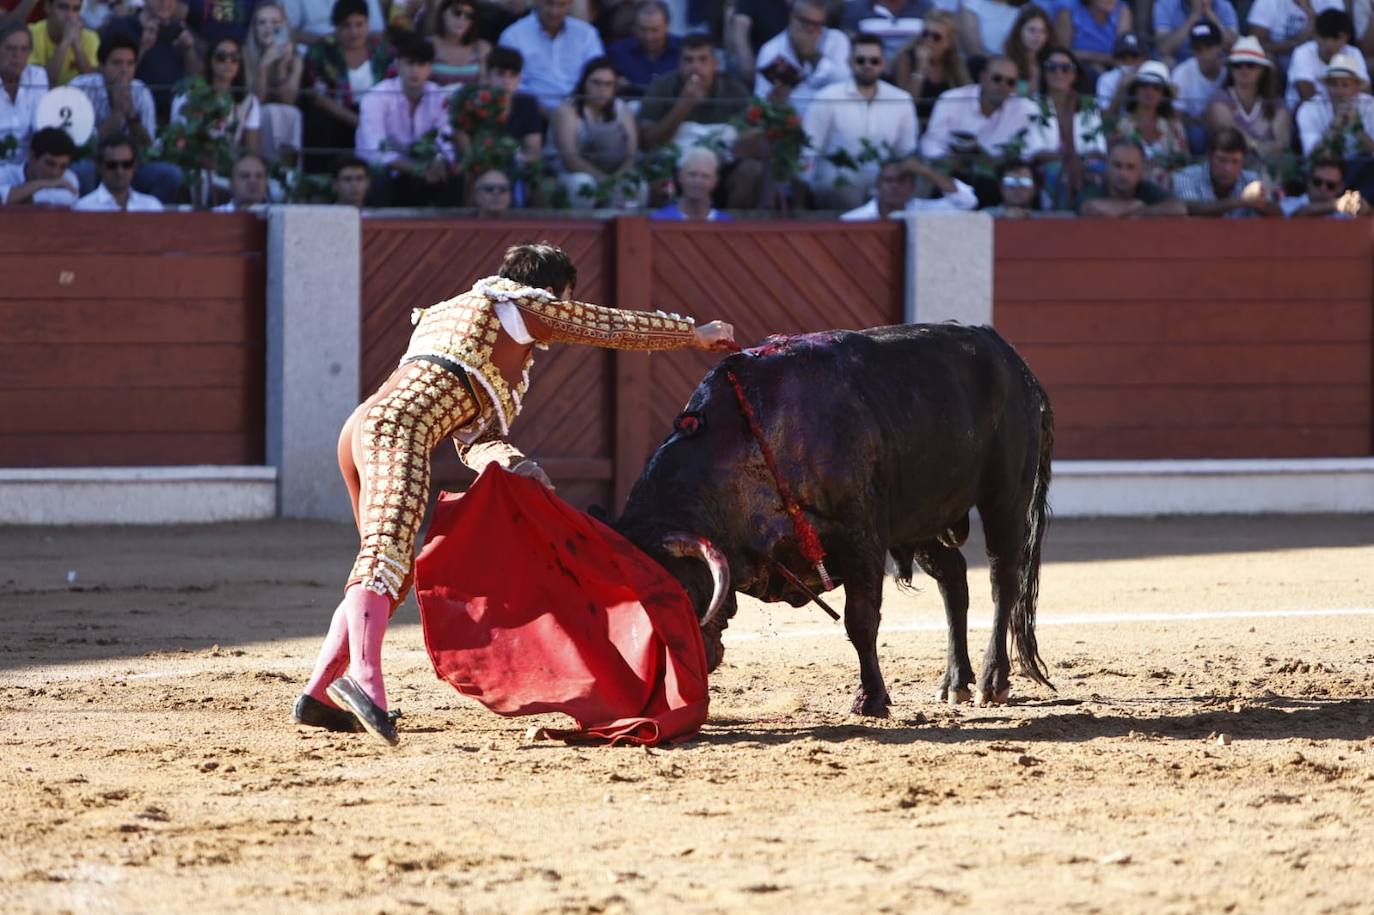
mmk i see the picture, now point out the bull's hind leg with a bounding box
[842,556,891,718]
[976,505,1029,706]
[913,542,974,705]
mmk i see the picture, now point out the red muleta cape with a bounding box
[414,465,710,746]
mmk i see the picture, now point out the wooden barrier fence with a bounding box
[994,220,1374,460]
[0,213,266,467]
[1,213,1369,511]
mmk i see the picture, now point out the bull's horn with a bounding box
[661,532,730,629]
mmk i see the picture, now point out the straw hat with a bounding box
[1324,51,1364,81]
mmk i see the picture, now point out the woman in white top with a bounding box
[551,57,643,208]
[171,36,262,157]
[1033,46,1107,207]
[959,0,1023,59]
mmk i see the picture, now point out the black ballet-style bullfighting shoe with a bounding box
[292,694,363,733]
[326,676,400,746]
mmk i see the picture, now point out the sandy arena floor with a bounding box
[1,514,1372,914]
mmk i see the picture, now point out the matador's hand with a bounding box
[512,460,555,491]
[694,320,737,352]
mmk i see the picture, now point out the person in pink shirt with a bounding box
[355,33,456,206]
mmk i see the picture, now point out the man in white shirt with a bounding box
[1285,9,1368,109]
[1246,0,1344,67]
[74,137,163,210]
[0,22,48,159]
[355,36,455,207]
[920,55,1044,158]
[841,157,978,219]
[1170,20,1228,153]
[753,0,851,115]
[213,153,269,212]
[0,126,79,206]
[498,0,605,113]
[1296,51,1374,157]
[804,33,918,210]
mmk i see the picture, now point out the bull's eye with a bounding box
[673,412,704,437]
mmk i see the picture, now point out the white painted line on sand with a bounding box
[722,607,1374,643]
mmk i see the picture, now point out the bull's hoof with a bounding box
[940,686,973,705]
[976,687,1011,707]
[850,687,891,718]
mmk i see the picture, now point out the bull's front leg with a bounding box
[842,562,890,718]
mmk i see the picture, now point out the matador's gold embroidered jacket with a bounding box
[403,275,698,457]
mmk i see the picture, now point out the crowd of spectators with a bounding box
[0,0,1372,217]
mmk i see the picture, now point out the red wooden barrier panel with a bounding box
[0,213,267,467]
[994,219,1374,459]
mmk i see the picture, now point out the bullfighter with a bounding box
[293,242,736,745]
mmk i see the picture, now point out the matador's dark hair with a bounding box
[499,243,578,294]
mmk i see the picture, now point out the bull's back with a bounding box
[719,323,1037,475]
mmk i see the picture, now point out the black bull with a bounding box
[613,323,1055,716]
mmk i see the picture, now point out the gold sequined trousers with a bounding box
[343,359,482,605]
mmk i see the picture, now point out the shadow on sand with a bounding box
[699,696,1374,746]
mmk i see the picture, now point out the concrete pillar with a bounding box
[266,205,360,521]
[902,211,994,326]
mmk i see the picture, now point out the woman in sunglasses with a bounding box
[169,36,261,157]
[893,10,970,123]
[1204,36,1290,166]
[1033,46,1105,208]
[425,0,489,87]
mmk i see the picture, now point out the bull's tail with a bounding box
[1012,385,1054,690]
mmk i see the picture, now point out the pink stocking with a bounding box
[302,600,351,706]
[344,583,393,710]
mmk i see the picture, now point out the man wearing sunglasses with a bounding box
[1281,159,1371,217]
[73,136,162,210]
[804,32,918,209]
[920,55,1044,159]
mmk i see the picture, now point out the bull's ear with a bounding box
[673,411,705,437]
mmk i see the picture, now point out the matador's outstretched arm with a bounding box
[515,296,700,351]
